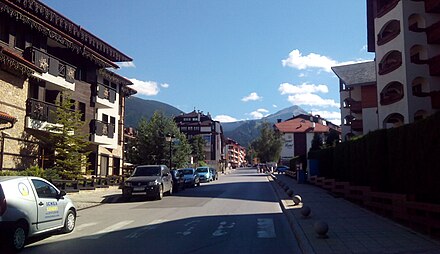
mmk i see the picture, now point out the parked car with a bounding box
[196,166,213,182]
[210,167,218,181]
[171,169,185,192]
[179,168,200,188]
[276,165,289,174]
[0,176,77,252]
[122,165,173,200]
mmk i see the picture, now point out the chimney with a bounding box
[277,119,282,123]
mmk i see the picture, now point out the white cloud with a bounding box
[282,49,370,72]
[287,93,339,108]
[214,115,238,123]
[241,92,262,102]
[249,108,269,119]
[279,82,329,95]
[310,110,342,125]
[128,78,169,96]
[272,104,278,108]
[298,73,306,78]
[118,62,136,68]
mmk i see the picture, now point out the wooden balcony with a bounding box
[26,98,59,124]
[93,82,117,108]
[428,54,440,76]
[24,47,76,85]
[350,101,362,113]
[377,0,400,18]
[90,119,115,139]
[351,119,363,131]
[425,0,440,13]
[426,20,440,44]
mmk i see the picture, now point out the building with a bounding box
[225,138,246,168]
[274,114,340,166]
[174,110,224,168]
[0,0,136,175]
[332,61,378,141]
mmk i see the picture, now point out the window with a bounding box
[102,114,108,123]
[378,50,402,75]
[79,102,86,121]
[0,15,8,44]
[103,79,110,86]
[110,116,116,125]
[31,179,58,199]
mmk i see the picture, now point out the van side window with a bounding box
[32,179,58,198]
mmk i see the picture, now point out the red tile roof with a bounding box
[0,111,17,124]
[274,118,329,133]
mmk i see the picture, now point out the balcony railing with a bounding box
[90,119,115,138]
[25,47,76,83]
[351,119,363,131]
[426,20,440,44]
[95,83,116,103]
[26,98,59,123]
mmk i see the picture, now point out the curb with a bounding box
[268,174,315,254]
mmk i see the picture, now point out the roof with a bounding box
[331,61,376,87]
[274,118,329,133]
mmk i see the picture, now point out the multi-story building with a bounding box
[174,110,224,167]
[332,61,378,141]
[274,114,340,165]
[0,0,136,175]
[225,138,246,168]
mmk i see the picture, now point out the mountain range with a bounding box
[125,96,307,147]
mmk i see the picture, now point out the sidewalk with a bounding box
[270,174,440,254]
[67,185,121,210]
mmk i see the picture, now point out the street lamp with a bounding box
[165,133,176,169]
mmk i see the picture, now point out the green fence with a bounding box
[309,112,440,204]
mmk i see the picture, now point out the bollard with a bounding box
[286,189,294,197]
[292,194,302,205]
[314,221,329,238]
[300,206,311,218]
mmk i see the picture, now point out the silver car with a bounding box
[0,176,77,252]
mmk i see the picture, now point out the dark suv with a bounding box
[122,165,173,200]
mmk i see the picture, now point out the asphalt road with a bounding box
[23,168,301,254]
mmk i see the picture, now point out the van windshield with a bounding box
[132,166,161,176]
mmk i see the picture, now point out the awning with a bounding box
[0,111,17,130]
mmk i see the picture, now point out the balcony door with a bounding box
[100,155,109,176]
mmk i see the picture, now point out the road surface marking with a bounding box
[212,221,235,237]
[178,220,201,236]
[76,222,98,231]
[257,218,276,238]
[83,220,134,239]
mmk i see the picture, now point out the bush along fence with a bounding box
[307,111,440,238]
[51,175,124,192]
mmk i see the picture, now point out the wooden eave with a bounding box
[0,45,43,76]
[0,0,128,68]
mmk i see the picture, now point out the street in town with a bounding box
[21,168,302,254]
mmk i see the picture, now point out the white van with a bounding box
[0,176,77,252]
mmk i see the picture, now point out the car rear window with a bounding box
[196,168,208,173]
[182,169,194,175]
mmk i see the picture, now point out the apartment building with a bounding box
[225,138,246,168]
[174,110,224,167]
[332,61,378,141]
[274,114,341,165]
[0,0,136,175]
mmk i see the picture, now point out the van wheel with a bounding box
[11,222,27,251]
[62,210,76,233]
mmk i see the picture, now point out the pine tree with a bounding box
[251,122,282,163]
[45,92,90,179]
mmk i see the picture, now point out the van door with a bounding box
[31,179,65,231]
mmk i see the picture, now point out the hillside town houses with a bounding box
[0,0,136,174]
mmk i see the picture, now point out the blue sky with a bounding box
[42,0,374,124]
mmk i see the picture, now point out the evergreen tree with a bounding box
[251,122,282,163]
[134,111,191,168]
[45,93,90,179]
[189,135,206,165]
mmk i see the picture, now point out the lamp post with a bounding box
[165,133,175,169]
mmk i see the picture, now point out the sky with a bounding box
[41,0,374,125]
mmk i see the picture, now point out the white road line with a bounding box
[125,219,169,238]
[83,220,134,239]
[76,222,98,231]
[257,218,276,238]
[212,221,235,237]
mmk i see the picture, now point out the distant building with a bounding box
[174,110,224,167]
[225,138,246,168]
[274,114,340,165]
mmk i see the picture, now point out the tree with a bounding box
[189,135,206,165]
[251,122,282,163]
[310,133,323,151]
[133,111,191,168]
[45,93,90,179]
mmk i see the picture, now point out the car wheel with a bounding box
[62,210,76,233]
[157,186,163,200]
[10,222,27,251]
